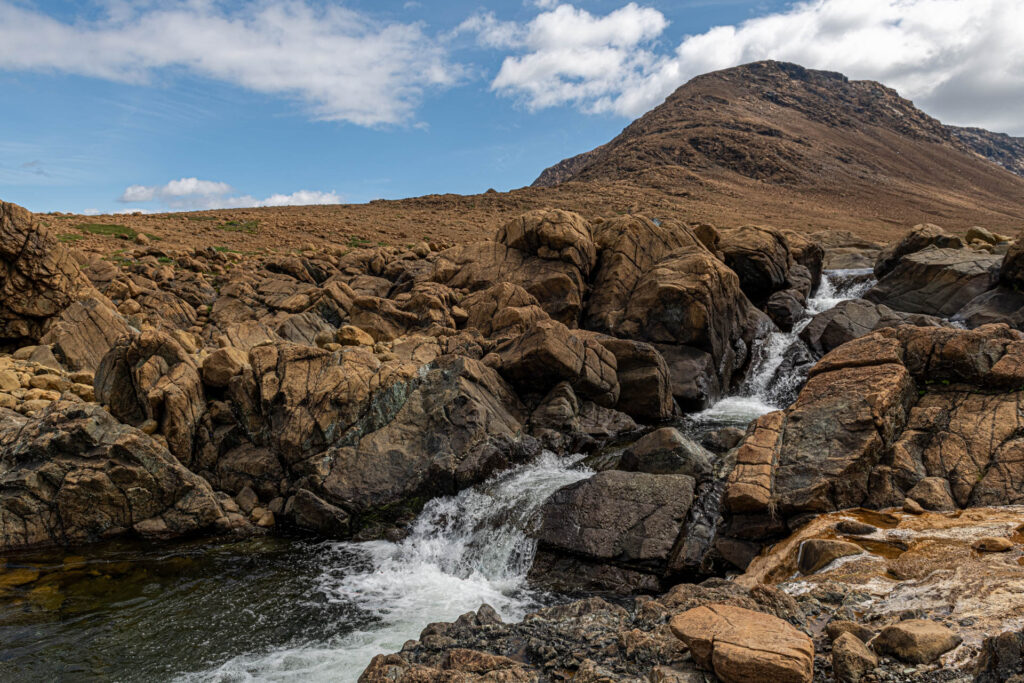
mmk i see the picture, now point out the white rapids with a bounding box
[183,452,592,682]
[692,268,874,425]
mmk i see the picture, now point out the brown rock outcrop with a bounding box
[0,401,231,551]
[0,200,98,342]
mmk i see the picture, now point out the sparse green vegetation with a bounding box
[144,232,162,241]
[213,245,238,253]
[57,233,86,243]
[187,216,219,222]
[75,223,137,239]
[217,219,259,234]
[157,256,174,264]
[347,237,372,248]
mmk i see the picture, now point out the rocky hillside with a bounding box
[534,61,1024,232]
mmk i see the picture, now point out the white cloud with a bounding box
[471,0,1024,135]
[118,178,341,210]
[0,1,459,126]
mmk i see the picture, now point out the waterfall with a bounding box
[690,269,875,426]
[185,452,592,683]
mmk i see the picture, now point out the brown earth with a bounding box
[37,61,1024,259]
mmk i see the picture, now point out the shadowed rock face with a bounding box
[0,201,100,343]
[0,401,232,551]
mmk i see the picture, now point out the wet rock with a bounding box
[800,298,947,356]
[765,290,805,332]
[872,619,962,664]
[954,286,1024,329]
[832,631,877,683]
[532,470,695,591]
[999,233,1024,289]
[0,401,230,551]
[974,629,1024,683]
[669,603,814,683]
[285,489,350,537]
[836,520,877,536]
[798,539,861,573]
[864,247,1000,317]
[874,223,965,279]
[618,427,712,479]
[701,426,745,454]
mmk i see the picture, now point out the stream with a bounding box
[0,270,872,682]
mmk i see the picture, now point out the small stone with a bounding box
[972,537,1014,553]
[873,619,962,664]
[903,498,925,515]
[0,394,16,410]
[70,383,95,402]
[336,325,375,347]
[832,631,878,683]
[19,399,51,414]
[837,520,878,536]
[799,539,862,573]
[68,369,95,385]
[827,620,875,644]
[0,370,18,392]
[256,510,275,528]
[451,305,469,325]
[235,486,259,515]
[139,419,159,435]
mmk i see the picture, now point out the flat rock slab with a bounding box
[670,603,814,683]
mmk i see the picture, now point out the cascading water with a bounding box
[183,451,592,682]
[690,268,875,427]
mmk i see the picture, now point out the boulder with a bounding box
[872,619,962,664]
[718,225,793,305]
[532,470,695,589]
[0,401,230,551]
[864,247,1000,317]
[974,629,1024,683]
[38,296,131,372]
[615,248,769,396]
[0,200,98,342]
[201,347,250,388]
[593,336,675,422]
[954,286,1024,329]
[781,229,825,295]
[584,215,708,333]
[495,208,596,274]
[94,330,205,465]
[999,233,1024,289]
[905,476,956,511]
[800,298,947,356]
[831,632,877,683]
[669,604,813,683]
[618,427,712,479]
[874,224,965,279]
[284,488,351,537]
[765,290,805,332]
[496,319,618,407]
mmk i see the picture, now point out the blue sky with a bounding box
[1,0,1020,214]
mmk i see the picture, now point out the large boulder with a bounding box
[0,401,231,551]
[718,225,794,305]
[584,215,707,333]
[873,620,962,664]
[495,318,618,407]
[591,336,675,422]
[433,209,596,325]
[954,286,1024,329]
[0,200,98,341]
[998,233,1024,289]
[615,248,770,398]
[669,604,814,683]
[874,223,965,279]
[531,470,695,592]
[94,330,205,465]
[39,296,132,372]
[800,298,947,356]
[864,247,1000,317]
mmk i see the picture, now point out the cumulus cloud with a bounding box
[470,0,1024,135]
[0,1,458,126]
[118,178,341,211]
